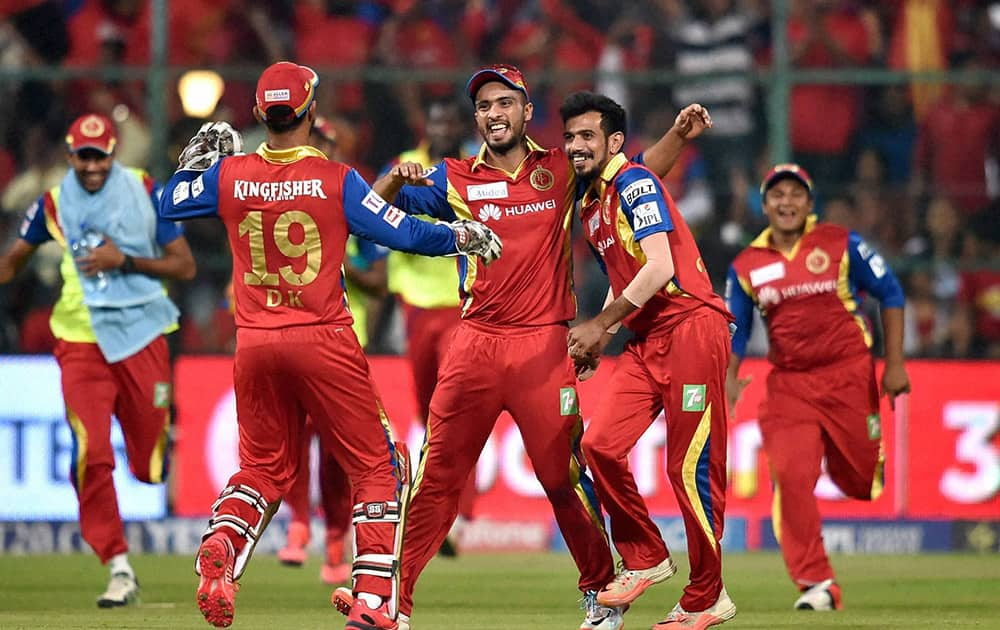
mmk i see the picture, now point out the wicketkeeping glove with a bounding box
[177,121,244,171]
[448,220,503,265]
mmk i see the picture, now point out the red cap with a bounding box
[255,61,319,121]
[466,63,529,102]
[760,163,814,197]
[65,114,117,155]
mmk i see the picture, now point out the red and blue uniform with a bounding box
[726,216,904,587]
[389,139,614,616]
[159,143,459,597]
[578,153,734,613]
[19,170,178,565]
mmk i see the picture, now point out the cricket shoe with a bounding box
[196,533,238,627]
[794,578,842,611]
[277,521,310,566]
[346,597,398,630]
[652,588,736,629]
[97,571,139,607]
[321,561,351,585]
[580,589,627,630]
[332,588,411,630]
[597,556,677,606]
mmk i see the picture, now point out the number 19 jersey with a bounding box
[159,144,458,329]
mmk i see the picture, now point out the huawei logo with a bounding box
[478,203,502,222]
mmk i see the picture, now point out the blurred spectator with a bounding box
[953,209,1000,358]
[912,55,1000,217]
[858,85,917,185]
[668,0,760,199]
[2,121,64,213]
[905,194,964,308]
[903,268,952,357]
[885,0,953,118]
[788,0,871,191]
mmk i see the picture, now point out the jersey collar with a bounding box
[255,143,327,164]
[470,136,546,175]
[580,152,629,207]
[750,213,818,252]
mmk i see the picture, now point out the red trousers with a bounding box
[221,325,402,596]
[398,322,614,616]
[282,418,352,545]
[55,337,172,564]
[760,352,883,587]
[401,303,476,519]
[582,309,731,613]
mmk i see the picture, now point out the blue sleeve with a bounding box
[342,169,457,256]
[18,196,52,245]
[158,160,223,220]
[355,237,390,267]
[614,166,675,242]
[154,217,185,247]
[847,232,905,308]
[725,265,755,358]
[392,162,457,221]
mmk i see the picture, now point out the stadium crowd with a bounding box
[0,0,998,359]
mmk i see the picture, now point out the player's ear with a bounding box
[608,131,625,155]
[252,106,264,124]
[523,100,533,123]
[306,101,317,123]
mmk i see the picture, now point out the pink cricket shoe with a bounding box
[345,597,397,630]
[652,588,736,630]
[321,562,351,585]
[332,586,354,616]
[277,521,310,566]
[196,533,238,628]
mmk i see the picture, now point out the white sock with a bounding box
[357,592,383,609]
[109,553,133,577]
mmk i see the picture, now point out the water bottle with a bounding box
[70,225,108,291]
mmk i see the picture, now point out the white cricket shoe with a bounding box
[97,571,139,607]
[794,578,842,611]
[580,590,626,629]
[652,587,736,629]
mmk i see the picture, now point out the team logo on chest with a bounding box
[805,246,830,274]
[529,166,554,191]
[601,195,612,225]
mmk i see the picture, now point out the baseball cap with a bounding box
[760,163,814,197]
[65,113,117,155]
[255,61,319,121]
[466,63,529,103]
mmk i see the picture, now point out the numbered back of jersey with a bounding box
[217,155,352,329]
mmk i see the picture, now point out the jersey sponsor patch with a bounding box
[587,212,600,236]
[559,387,579,415]
[466,181,508,201]
[868,254,887,278]
[621,178,656,206]
[264,89,290,102]
[632,201,662,230]
[682,384,706,412]
[383,205,405,228]
[172,181,191,204]
[191,175,205,198]
[749,261,785,286]
[362,190,386,214]
[478,203,502,222]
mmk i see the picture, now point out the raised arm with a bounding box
[638,104,713,178]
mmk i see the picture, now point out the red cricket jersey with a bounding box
[578,154,731,337]
[395,138,578,327]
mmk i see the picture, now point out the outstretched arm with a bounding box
[638,104,712,177]
[0,239,38,284]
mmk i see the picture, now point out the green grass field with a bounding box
[1,552,998,629]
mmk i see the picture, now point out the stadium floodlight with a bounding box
[178,69,225,119]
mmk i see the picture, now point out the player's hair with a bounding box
[559,91,627,139]
[262,105,308,134]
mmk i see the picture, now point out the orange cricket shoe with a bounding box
[196,533,238,628]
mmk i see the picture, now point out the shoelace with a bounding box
[579,591,612,621]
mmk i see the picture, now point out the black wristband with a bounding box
[120,255,137,274]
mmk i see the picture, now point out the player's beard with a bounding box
[484,120,526,156]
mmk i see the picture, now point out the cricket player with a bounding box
[333,64,712,630]
[0,113,195,608]
[726,163,910,611]
[158,61,502,629]
[562,91,736,630]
